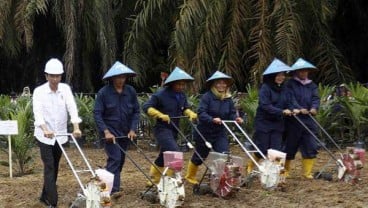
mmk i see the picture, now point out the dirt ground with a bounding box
[0,141,367,208]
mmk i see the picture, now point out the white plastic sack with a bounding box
[95,169,114,194]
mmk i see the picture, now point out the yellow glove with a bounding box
[184,109,198,121]
[147,107,170,123]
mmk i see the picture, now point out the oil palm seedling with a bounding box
[0,96,34,175]
[238,84,259,136]
[338,83,368,144]
[74,93,98,145]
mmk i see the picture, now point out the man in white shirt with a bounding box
[33,58,82,208]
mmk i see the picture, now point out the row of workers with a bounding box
[32,57,319,206]
[93,57,320,190]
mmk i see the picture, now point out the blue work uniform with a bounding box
[284,78,320,159]
[94,84,140,193]
[253,82,289,158]
[191,91,237,165]
[142,87,190,167]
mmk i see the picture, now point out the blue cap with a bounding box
[164,67,194,85]
[102,61,137,80]
[263,58,292,75]
[206,71,233,85]
[291,58,317,71]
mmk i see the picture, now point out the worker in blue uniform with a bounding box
[185,71,243,184]
[283,58,320,179]
[143,67,197,185]
[247,58,293,174]
[94,61,140,197]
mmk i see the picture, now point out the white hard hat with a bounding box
[44,58,64,74]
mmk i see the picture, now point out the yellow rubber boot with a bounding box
[246,156,260,174]
[165,168,175,177]
[185,161,199,184]
[282,160,292,178]
[146,165,164,186]
[302,158,315,179]
[246,160,255,174]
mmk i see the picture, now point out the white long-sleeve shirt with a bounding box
[33,82,82,145]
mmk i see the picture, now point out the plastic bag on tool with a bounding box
[267,149,286,167]
[163,151,184,171]
[95,169,114,194]
[158,176,185,208]
[256,149,286,189]
[259,160,282,190]
[158,151,185,208]
[207,152,243,198]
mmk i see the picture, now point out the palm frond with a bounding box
[124,0,179,87]
[295,0,353,85]
[347,83,368,105]
[189,0,229,89]
[8,97,34,174]
[14,0,48,50]
[0,19,22,57]
[218,0,251,90]
[272,0,302,64]
[239,84,259,134]
[312,36,354,85]
[0,0,12,41]
[339,97,368,138]
[62,0,77,83]
[94,0,117,72]
[247,0,273,86]
[172,0,208,70]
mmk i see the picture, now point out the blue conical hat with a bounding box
[102,61,137,80]
[291,58,317,71]
[206,71,233,85]
[263,58,292,75]
[164,67,194,85]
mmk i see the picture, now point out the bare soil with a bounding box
[0,141,367,208]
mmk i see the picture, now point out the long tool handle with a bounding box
[308,114,343,153]
[293,115,340,162]
[113,138,157,187]
[221,120,267,169]
[170,119,210,169]
[55,133,95,192]
[189,122,213,149]
[118,136,163,175]
[170,116,195,149]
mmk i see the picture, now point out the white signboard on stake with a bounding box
[0,120,18,135]
[0,120,18,178]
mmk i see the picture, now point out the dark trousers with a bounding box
[284,119,318,160]
[254,130,283,158]
[153,128,179,167]
[104,138,130,193]
[191,131,229,166]
[38,141,62,206]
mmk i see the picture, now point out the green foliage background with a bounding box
[2,83,368,176]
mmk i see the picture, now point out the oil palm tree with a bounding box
[0,0,47,56]
[124,0,354,91]
[0,0,135,92]
[0,0,358,93]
